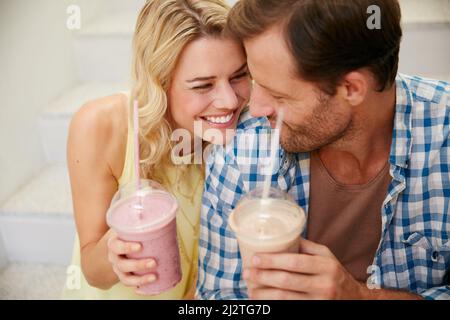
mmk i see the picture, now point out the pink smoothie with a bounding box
[108,190,182,295]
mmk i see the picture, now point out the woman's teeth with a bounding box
[204,112,233,124]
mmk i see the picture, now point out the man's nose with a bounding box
[248,83,275,118]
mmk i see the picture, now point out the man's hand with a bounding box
[243,238,422,300]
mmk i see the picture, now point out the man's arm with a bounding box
[245,238,430,300]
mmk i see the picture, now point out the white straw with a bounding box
[262,108,285,199]
[133,100,143,219]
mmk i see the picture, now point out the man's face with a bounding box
[244,24,353,153]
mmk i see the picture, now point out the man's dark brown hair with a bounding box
[227,0,402,95]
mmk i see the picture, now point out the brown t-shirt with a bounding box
[307,151,391,282]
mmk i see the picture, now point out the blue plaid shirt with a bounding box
[196,74,450,300]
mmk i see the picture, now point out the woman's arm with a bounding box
[67,101,121,289]
[68,98,158,291]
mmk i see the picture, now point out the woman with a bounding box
[63,0,250,299]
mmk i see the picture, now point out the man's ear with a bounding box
[339,71,368,106]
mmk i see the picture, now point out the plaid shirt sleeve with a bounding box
[420,286,450,300]
[376,75,450,300]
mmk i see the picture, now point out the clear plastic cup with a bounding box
[229,187,306,288]
[107,179,182,295]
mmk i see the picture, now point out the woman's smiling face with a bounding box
[167,36,251,145]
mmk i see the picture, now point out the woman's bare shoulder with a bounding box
[70,93,127,137]
[68,93,128,175]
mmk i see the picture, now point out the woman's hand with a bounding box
[107,229,157,294]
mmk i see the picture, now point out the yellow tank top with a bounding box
[62,94,204,300]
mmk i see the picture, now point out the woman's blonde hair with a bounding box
[130,0,230,182]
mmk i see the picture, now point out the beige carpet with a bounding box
[0,263,66,300]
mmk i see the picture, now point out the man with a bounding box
[197,0,450,300]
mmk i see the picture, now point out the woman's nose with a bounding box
[215,83,239,110]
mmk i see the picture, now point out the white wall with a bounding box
[399,24,450,79]
[0,0,105,205]
[0,1,71,204]
[0,0,239,206]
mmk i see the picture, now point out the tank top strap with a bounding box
[118,91,135,187]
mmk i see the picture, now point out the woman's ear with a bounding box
[340,71,368,106]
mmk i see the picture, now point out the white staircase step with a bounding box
[0,165,72,217]
[107,0,146,14]
[0,235,7,269]
[0,165,76,265]
[0,262,66,300]
[74,12,136,82]
[401,0,450,25]
[78,11,137,36]
[39,82,127,164]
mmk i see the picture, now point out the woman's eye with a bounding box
[193,84,212,90]
[231,72,249,81]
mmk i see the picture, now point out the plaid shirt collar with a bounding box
[391,73,414,169]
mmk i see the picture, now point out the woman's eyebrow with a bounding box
[186,63,248,83]
[186,76,216,83]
